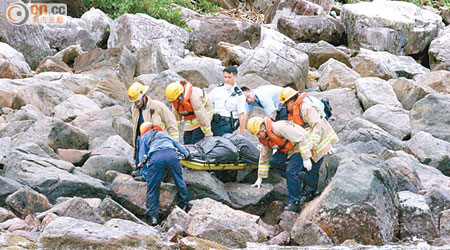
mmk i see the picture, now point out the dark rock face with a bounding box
[296,155,399,245]
[187,16,261,58]
[5,188,52,218]
[278,16,345,46]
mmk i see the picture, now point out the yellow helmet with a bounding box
[247,116,264,135]
[128,82,149,103]
[279,87,297,105]
[165,81,184,102]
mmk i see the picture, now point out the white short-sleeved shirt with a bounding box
[246,85,283,115]
[209,83,246,119]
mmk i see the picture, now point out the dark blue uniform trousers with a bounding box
[303,157,324,195]
[142,149,190,219]
[270,151,324,202]
[269,151,304,203]
[183,127,205,144]
[211,119,233,136]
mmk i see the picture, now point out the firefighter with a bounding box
[165,79,213,144]
[128,81,179,167]
[279,87,339,203]
[247,116,313,212]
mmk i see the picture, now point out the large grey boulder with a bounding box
[108,13,188,67]
[0,120,34,138]
[410,93,450,142]
[385,156,423,194]
[413,70,450,94]
[3,147,108,203]
[109,172,177,217]
[278,15,345,46]
[342,0,443,55]
[186,198,271,247]
[350,53,397,80]
[290,219,333,246]
[74,48,137,85]
[72,105,128,150]
[339,117,405,151]
[217,42,254,67]
[362,104,410,140]
[42,16,94,51]
[295,40,351,69]
[397,191,439,241]
[389,78,436,110]
[406,132,450,175]
[239,36,309,90]
[33,72,97,95]
[0,176,23,207]
[81,155,132,181]
[52,94,100,122]
[0,0,53,69]
[37,197,105,224]
[353,49,430,79]
[135,44,171,75]
[318,58,361,91]
[182,168,232,205]
[265,0,325,25]
[80,7,113,48]
[224,183,274,216]
[36,117,90,150]
[294,155,399,245]
[0,78,74,115]
[39,217,168,250]
[311,88,364,133]
[429,26,450,71]
[172,56,223,88]
[92,135,134,165]
[355,77,402,110]
[0,42,31,75]
[186,15,260,58]
[5,188,52,218]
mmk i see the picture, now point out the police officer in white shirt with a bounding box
[209,66,246,136]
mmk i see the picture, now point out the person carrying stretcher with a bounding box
[247,116,313,212]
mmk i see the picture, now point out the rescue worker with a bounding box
[128,81,179,167]
[208,66,246,136]
[247,116,313,212]
[137,122,191,226]
[279,87,339,203]
[241,85,288,124]
[165,79,213,144]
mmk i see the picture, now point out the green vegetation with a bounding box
[83,0,220,29]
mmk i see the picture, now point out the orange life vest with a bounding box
[288,92,308,126]
[258,117,294,153]
[172,80,196,120]
[141,124,163,135]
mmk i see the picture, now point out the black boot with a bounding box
[299,192,316,203]
[284,201,301,212]
[131,167,142,177]
[145,216,158,226]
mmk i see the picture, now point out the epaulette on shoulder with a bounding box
[234,86,243,96]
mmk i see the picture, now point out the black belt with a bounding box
[213,114,233,123]
[221,116,232,122]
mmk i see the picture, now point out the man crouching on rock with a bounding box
[137,122,192,226]
[247,116,313,213]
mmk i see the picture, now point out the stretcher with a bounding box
[180,159,258,171]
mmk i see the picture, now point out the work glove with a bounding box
[303,159,312,171]
[251,177,262,189]
[327,146,336,155]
